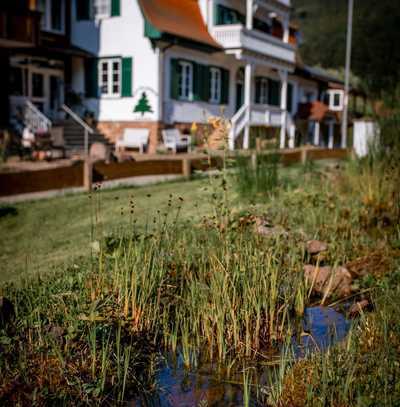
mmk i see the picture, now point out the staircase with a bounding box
[56,118,113,157]
[229,104,296,150]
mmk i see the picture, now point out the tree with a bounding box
[134,92,153,116]
[293,0,400,98]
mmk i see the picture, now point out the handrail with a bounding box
[25,100,52,128]
[61,104,94,134]
[61,104,95,158]
[229,104,249,150]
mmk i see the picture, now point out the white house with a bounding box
[5,0,356,154]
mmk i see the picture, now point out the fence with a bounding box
[0,148,351,198]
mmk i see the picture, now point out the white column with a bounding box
[283,16,290,43]
[279,70,288,149]
[243,63,253,149]
[313,121,320,146]
[246,0,253,30]
[328,121,334,149]
[288,124,295,149]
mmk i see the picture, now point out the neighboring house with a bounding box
[1,0,363,154]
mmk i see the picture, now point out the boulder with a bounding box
[306,240,328,255]
[304,265,352,298]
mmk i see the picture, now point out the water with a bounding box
[134,307,350,406]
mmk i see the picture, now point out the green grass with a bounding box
[1,155,399,405]
[0,178,214,282]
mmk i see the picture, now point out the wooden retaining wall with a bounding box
[0,162,83,197]
[0,148,351,197]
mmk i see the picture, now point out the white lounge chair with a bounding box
[116,128,149,154]
[162,129,191,153]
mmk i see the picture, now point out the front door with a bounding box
[28,67,64,119]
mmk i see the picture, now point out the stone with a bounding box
[349,300,370,317]
[0,297,15,328]
[89,142,111,162]
[306,240,328,255]
[255,217,288,238]
[304,265,352,298]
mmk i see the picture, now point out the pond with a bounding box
[133,306,351,406]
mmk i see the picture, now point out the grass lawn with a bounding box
[0,178,216,283]
[1,156,399,406]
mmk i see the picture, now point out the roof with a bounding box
[296,64,344,86]
[138,0,221,50]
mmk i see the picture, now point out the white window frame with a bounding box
[93,0,111,19]
[328,89,344,111]
[209,67,222,104]
[178,61,193,101]
[257,78,269,105]
[98,58,121,98]
[39,0,66,34]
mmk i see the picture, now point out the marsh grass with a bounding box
[1,130,400,404]
[234,151,281,201]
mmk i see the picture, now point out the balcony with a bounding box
[212,25,296,67]
[0,11,40,48]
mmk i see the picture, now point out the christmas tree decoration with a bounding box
[134,92,153,116]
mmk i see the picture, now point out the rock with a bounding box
[306,240,328,255]
[304,265,352,298]
[89,142,111,162]
[349,300,370,317]
[0,297,15,328]
[255,217,288,238]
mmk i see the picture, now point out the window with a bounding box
[99,58,121,97]
[178,61,193,101]
[255,78,269,104]
[328,90,344,111]
[215,5,245,25]
[93,0,120,19]
[94,0,110,18]
[38,0,65,33]
[209,68,221,103]
[10,67,24,96]
[32,73,44,98]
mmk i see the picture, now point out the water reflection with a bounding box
[134,307,350,406]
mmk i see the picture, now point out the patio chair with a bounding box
[116,128,150,154]
[162,129,191,153]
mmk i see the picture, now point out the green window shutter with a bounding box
[170,59,180,100]
[221,68,230,105]
[268,78,280,106]
[111,0,120,17]
[193,63,209,102]
[255,77,261,104]
[76,0,91,21]
[85,58,98,98]
[121,57,132,97]
[287,83,293,112]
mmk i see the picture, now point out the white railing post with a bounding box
[243,63,253,149]
[328,121,335,149]
[279,70,288,149]
[246,0,254,30]
[314,121,320,146]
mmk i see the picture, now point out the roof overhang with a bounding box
[139,0,222,52]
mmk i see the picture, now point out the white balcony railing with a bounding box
[212,25,296,66]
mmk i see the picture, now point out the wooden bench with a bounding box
[116,129,149,154]
[162,129,191,153]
